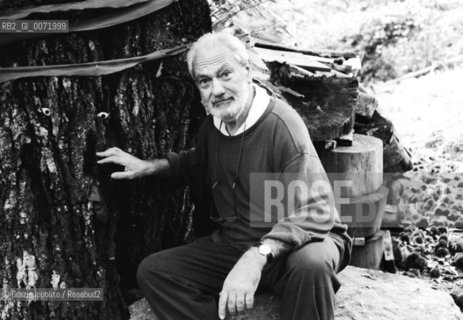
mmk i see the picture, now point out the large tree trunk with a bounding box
[0,1,211,319]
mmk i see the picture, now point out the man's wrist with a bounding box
[244,247,267,270]
[143,159,170,176]
[260,238,294,260]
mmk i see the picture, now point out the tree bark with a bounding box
[0,1,210,319]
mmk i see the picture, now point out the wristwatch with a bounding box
[254,242,274,264]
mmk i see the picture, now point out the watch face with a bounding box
[259,244,271,255]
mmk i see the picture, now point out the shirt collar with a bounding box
[213,84,270,136]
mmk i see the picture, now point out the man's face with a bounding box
[192,45,252,123]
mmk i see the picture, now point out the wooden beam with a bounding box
[254,47,332,72]
[254,40,358,59]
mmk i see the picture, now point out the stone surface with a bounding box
[129,266,463,320]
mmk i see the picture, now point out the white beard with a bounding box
[202,84,250,123]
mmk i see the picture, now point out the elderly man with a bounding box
[97,32,352,320]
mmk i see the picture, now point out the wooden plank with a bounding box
[254,47,332,72]
[254,40,358,59]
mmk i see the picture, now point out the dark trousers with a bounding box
[137,233,351,320]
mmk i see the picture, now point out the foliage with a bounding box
[256,0,463,84]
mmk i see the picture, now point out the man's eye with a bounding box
[221,71,231,79]
[199,78,210,86]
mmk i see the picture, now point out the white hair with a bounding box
[186,32,249,78]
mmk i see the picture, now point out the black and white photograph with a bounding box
[1,0,463,319]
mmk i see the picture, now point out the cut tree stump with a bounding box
[318,134,383,198]
[128,266,463,320]
[338,185,389,238]
[349,229,386,269]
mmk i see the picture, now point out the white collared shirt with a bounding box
[213,84,270,136]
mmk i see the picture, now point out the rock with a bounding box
[431,219,444,227]
[438,236,448,244]
[424,199,434,211]
[455,219,463,229]
[429,226,439,236]
[410,187,419,193]
[457,181,463,188]
[442,196,451,204]
[448,213,461,221]
[436,247,450,257]
[455,254,463,269]
[434,208,450,217]
[438,226,448,234]
[415,217,429,229]
[414,236,424,244]
[400,233,411,244]
[128,267,463,320]
[404,268,421,278]
[430,267,440,278]
[451,240,463,253]
[451,290,463,311]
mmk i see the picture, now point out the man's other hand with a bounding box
[96,147,159,179]
[218,248,266,319]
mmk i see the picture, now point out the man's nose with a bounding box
[211,78,225,96]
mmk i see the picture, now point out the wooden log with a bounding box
[354,111,413,172]
[265,61,359,141]
[254,47,332,72]
[254,41,358,59]
[355,92,378,120]
[383,134,413,172]
[318,134,383,198]
[339,185,389,238]
[349,230,385,270]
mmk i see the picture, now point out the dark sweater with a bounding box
[167,97,348,251]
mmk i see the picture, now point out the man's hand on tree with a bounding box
[96,147,168,179]
[218,248,266,319]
